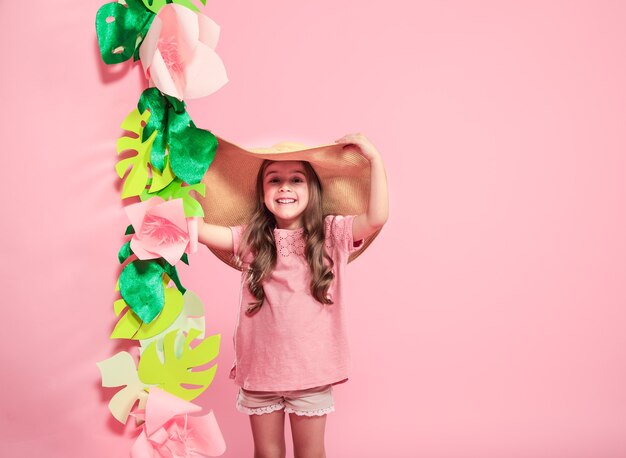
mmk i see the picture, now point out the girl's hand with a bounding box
[335,133,381,163]
[337,133,389,240]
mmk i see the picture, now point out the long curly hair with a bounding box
[237,160,335,314]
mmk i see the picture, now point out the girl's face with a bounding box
[262,161,310,229]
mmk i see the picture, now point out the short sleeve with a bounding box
[230,225,246,257]
[324,215,364,255]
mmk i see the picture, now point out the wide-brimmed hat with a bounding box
[200,136,380,270]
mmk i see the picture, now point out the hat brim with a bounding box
[200,136,380,270]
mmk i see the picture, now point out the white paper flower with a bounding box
[139,4,228,100]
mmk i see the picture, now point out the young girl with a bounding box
[198,133,388,458]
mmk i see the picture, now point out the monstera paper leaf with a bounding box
[97,351,150,424]
[138,329,220,401]
[139,290,207,361]
[150,157,176,192]
[116,109,155,199]
[96,0,155,64]
[116,108,176,199]
[141,178,206,217]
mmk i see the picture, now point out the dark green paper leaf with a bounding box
[137,88,218,183]
[95,0,154,64]
[118,241,134,264]
[119,260,165,323]
[169,126,218,185]
[138,88,168,173]
[160,261,187,295]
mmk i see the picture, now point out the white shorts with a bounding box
[236,384,334,416]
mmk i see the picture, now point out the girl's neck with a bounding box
[274,216,304,230]
[275,222,304,231]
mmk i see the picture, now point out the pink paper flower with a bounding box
[131,387,226,458]
[139,4,228,100]
[125,197,198,266]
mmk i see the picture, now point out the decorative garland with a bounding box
[95,0,228,455]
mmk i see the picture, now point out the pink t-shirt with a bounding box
[229,215,363,391]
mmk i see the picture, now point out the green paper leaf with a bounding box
[111,278,184,340]
[138,88,168,173]
[137,88,217,183]
[160,261,186,295]
[180,253,189,265]
[141,0,206,14]
[142,178,205,217]
[118,241,133,264]
[150,155,176,192]
[95,0,154,64]
[169,125,218,185]
[119,260,165,323]
[138,290,206,362]
[116,109,158,199]
[138,328,220,400]
[113,298,127,316]
[125,225,136,235]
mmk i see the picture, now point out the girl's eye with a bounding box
[292,178,304,183]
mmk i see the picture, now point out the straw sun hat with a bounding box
[200,136,381,269]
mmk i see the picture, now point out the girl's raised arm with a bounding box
[335,133,389,241]
[197,221,234,251]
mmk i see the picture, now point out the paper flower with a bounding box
[131,387,226,457]
[125,197,198,265]
[139,3,228,100]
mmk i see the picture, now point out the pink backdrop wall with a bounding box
[2,1,625,457]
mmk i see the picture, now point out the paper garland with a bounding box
[130,387,226,457]
[96,0,228,455]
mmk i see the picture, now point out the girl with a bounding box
[198,133,388,458]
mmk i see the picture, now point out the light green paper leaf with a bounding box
[141,0,206,14]
[97,352,149,424]
[113,298,127,316]
[139,289,207,361]
[111,278,184,340]
[116,109,158,199]
[142,178,206,217]
[149,154,176,193]
[138,328,220,401]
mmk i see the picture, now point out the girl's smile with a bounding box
[263,161,309,229]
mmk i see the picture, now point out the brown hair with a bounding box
[238,160,335,314]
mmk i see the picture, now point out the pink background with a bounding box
[2,1,625,457]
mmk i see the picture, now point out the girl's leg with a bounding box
[289,413,327,458]
[249,410,286,458]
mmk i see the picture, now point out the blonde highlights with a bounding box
[238,160,335,314]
